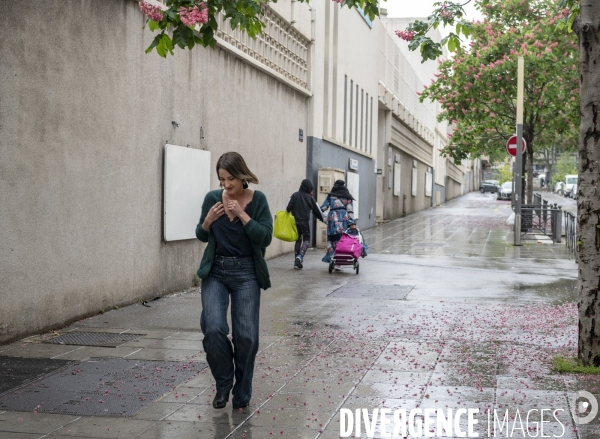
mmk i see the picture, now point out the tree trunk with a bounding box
[527,147,534,204]
[543,147,552,192]
[575,1,600,366]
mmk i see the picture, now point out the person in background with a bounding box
[196,152,272,410]
[286,179,324,269]
[320,180,356,264]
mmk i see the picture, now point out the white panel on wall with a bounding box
[393,163,401,197]
[346,172,360,220]
[164,145,211,241]
[411,168,418,197]
[425,172,433,197]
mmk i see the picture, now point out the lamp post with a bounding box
[514,57,524,246]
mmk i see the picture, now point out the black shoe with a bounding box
[213,392,229,409]
[232,401,249,409]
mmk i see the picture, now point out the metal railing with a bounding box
[520,203,562,242]
[564,211,578,260]
[519,193,563,243]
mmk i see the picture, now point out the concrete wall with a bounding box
[0,0,307,343]
[307,138,377,231]
[382,147,432,220]
[446,178,463,201]
[311,1,379,150]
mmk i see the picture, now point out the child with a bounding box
[286,179,324,269]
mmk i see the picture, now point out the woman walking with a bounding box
[286,179,324,269]
[320,180,356,264]
[196,152,272,409]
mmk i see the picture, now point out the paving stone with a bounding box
[0,411,79,434]
[131,401,184,421]
[134,421,233,439]
[49,417,157,438]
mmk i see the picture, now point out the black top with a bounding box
[287,179,324,222]
[328,180,355,200]
[212,202,253,257]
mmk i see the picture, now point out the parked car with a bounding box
[497,182,513,200]
[555,181,565,194]
[479,180,499,193]
[564,175,578,198]
[570,183,578,200]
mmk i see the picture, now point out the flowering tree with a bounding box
[138,0,380,57]
[402,0,600,368]
[415,0,578,204]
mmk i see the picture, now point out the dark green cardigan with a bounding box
[196,189,273,290]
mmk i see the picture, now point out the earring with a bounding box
[242,180,249,189]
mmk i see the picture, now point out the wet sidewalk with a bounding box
[0,192,587,439]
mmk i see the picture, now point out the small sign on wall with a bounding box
[411,168,418,197]
[349,158,359,170]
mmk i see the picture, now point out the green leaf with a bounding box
[156,33,173,58]
[173,25,194,50]
[145,33,163,54]
[447,35,460,53]
[148,20,160,32]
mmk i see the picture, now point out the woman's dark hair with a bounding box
[216,152,259,185]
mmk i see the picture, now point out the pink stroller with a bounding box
[328,229,364,274]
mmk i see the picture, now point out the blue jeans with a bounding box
[322,233,341,263]
[200,256,260,407]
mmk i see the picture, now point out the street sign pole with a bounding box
[514,57,524,246]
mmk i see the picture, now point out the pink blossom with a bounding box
[180,3,208,27]
[440,4,453,20]
[139,1,163,22]
[396,30,416,42]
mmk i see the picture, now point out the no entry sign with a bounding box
[506,135,526,157]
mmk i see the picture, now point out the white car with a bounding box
[497,182,513,200]
[564,175,578,198]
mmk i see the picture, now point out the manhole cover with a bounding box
[0,358,207,416]
[411,242,446,247]
[327,283,413,300]
[45,332,144,347]
[0,357,74,395]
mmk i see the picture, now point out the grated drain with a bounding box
[0,356,74,395]
[327,283,413,300]
[0,357,207,416]
[44,332,144,347]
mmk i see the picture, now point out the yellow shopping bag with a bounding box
[273,210,298,242]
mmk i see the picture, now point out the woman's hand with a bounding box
[227,200,250,224]
[202,202,225,231]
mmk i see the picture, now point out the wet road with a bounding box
[0,192,586,439]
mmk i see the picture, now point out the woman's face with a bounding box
[218,168,243,196]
